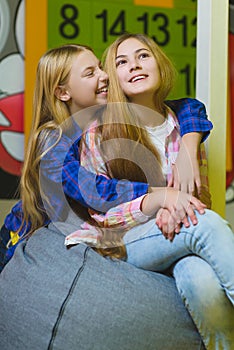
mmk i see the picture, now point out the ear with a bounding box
[54,86,71,102]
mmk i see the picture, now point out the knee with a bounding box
[173,256,223,302]
[195,209,232,239]
[173,257,234,340]
[197,209,223,227]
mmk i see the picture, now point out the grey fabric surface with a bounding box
[0,224,204,350]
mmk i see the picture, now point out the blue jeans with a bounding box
[124,209,234,349]
[174,256,234,350]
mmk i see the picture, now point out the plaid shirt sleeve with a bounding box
[60,137,148,215]
[4,127,148,232]
[88,195,151,230]
[165,98,213,141]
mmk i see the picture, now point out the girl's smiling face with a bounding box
[64,50,108,114]
[115,37,160,104]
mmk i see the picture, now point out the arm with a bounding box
[5,129,148,230]
[166,98,213,195]
[155,98,212,239]
[5,98,212,233]
[166,130,211,213]
[156,140,211,241]
[165,98,213,141]
[84,133,207,229]
[65,187,206,247]
[77,123,205,232]
[2,129,149,264]
[168,132,203,194]
[89,99,212,233]
[94,136,211,240]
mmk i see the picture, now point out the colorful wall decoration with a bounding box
[0,0,24,198]
[25,0,197,146]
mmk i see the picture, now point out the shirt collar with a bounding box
[166,108,180,134]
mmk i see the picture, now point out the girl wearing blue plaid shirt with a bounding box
[74,33,234,349]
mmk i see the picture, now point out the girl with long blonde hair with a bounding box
[67,33,234,349]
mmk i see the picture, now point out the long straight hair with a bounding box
[19,44,94,236]
[80,33,177,259]
[98,33,177,185]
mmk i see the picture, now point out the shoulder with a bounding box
[165,98,205,110]
[83,120,100,146]
[40,127,81,163]
[165,98,207,117]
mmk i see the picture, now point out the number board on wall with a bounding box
[47,0,197,99]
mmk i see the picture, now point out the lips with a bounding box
[96,86,108,94]
[129,74,147,83]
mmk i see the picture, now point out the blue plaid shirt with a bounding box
[3,98,213,255]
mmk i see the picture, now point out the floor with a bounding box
[1,198,234,229]
[0,200,18,227]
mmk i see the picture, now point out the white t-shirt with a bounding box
[145,114,174,177]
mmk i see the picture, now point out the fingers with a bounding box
[190,196,206,214]
[184,205,198,225]
[155,208,164,229]
[181,215,190,228]
[157,190,207,243]
[156,209,181,242]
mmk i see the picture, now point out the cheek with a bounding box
[155,73,161,89]
[153,65,160,81]
[150,67,160,86]
[117,71,126,89]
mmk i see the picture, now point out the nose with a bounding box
[129,58,141,72]
[98,68,108,83]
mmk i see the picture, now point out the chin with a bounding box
[98,98,107,104]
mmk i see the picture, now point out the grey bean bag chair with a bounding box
[0,224,204,350]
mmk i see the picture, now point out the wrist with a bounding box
[141,189,165,216]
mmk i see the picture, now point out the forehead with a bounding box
[117,38,149,55]
[71,50,99,71]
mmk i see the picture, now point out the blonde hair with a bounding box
[95,33,171,185]
[81,33,176,259]
[18,44,93,237]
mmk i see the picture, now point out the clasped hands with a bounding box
[150,139,212,242]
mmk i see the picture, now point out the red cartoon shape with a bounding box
[0,93,24,175]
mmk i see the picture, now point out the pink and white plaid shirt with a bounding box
[65,111,208,247]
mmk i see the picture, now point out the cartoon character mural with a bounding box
[0,0,24,198]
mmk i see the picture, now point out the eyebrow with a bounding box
[83,66,93,71]
[115,48,151,60]
[82,62,102,74]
